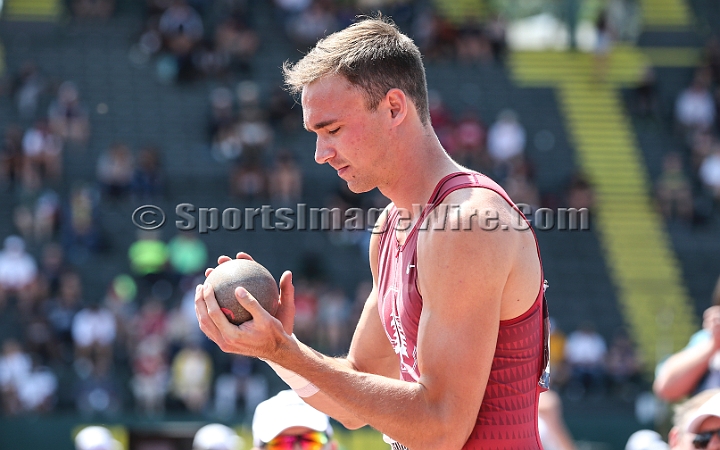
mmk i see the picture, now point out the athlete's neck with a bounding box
[379,132,464,219]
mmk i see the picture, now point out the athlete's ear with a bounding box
[386,88,408,126]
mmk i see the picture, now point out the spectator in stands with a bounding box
[633,66,659,118]
[455,20,492,63]
[130,335,169,416]
[74,363,122,417]
[214,17,259,74]
[0,124,24,192]
[0,339,57,415]
[503,158,541,211]
[158,0,204,81]
[62,183,103,264]
[16,357,58,414]
[96,143,135,201]
[451,111,487,170]
[229,159,267,200]
[667,388,720,450]
[285,1,338,49]
[251,389,337,450]
[132,146,165,200]
[538,390,577,450]
[170,341,213,413]
[48,81,90,146]
[207,87,236,146]
[39,241,66,298]
[0,235,38,306]
[488,15,508,60]
[74,425,122,450]
[269,151,303,205]
[72,301,117,375]
[563,321,607,398]
[317,286,351,355]
[699,145,720,203]
[605,329,642,399]
[11,61,46,120]
[292,277,320,346]
[593,10,612,82]
[46,272,83,362]
[675,69,716,134]
[22,119,63,185]
[0,339,31,415]
[566,172,595,210]
[487,109,526,180]
[192,423,243,450]
[654,278,720,402]
[656,152,694,222]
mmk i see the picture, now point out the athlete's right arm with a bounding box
[283,206,399,428]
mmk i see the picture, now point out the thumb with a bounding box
[277,271,295,334]
[234,287,267,319]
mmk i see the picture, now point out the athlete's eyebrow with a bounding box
[305,119,338,132]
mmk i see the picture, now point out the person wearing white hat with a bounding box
[193,423,244,450]
[684,391,720,450]
[74,425,121,450]
[666,388,720,450]
[252,390,336,450]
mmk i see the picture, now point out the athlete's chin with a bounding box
[345,179,374,194]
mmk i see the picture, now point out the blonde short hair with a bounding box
[283,16,430,126]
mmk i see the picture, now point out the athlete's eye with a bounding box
[328,127,340,135]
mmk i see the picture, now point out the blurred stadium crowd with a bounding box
[0,0,719,436]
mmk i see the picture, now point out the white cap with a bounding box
[625,430,669,450]
[74,426,120,450]
[192,424,243,450]
[252,390,332,446]
[687,392,720,433]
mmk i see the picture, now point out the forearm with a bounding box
[277,336,468,450]
[653,340,716,401]
[270,354,368,429]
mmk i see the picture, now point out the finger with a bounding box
[204,267,214,277]
[235,252,254,261]
[217,255,232,265]
[203,282,242,337]
[277,271,295,334]
[234,286,270,320]
[194,284,225,343]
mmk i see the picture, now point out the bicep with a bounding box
[415,216,513,433]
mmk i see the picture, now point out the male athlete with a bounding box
[195,17,548,450]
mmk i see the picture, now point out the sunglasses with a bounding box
[693,429,720,449]
[263,431,329,450]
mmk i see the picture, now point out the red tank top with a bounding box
[376,171,548,450]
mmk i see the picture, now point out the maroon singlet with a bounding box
[376,171,547,450]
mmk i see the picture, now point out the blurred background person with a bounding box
[251,389,337,450]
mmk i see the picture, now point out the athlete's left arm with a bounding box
[412,189,522,446]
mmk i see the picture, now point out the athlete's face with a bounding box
[301,75,392,193]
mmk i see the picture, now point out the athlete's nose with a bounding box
[314,136,335,164]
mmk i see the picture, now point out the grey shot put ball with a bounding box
[205,259,279,325]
